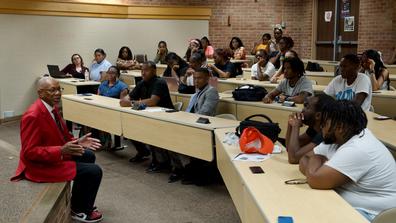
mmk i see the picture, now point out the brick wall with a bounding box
[358,0,395,62]
[41,0,396,61]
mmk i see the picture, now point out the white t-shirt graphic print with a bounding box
[324,73,372,111]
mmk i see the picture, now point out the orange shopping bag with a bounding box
[239,127,274,154]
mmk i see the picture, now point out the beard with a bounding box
[323,131,336,144]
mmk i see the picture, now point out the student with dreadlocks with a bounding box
[324,54,372,111]
[285,94,335,164]
[299,100,396,221]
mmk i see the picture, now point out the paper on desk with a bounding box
[233,145,282,162]
[233,153,271,162]
[142,107,167,112]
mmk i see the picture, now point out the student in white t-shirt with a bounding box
[251,49,276,81]
[324,54,372,111]
[299,100,396,221]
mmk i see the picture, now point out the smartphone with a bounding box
[81,93,92,96]
[196,117,210,124]
[249,166,264,174]
[166,109,178,113]
[374,115,392,120]
[83,98,92,100]
[278,216,293,223]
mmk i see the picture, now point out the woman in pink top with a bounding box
[201,36,214,59]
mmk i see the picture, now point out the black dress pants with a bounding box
[71,149,102,214]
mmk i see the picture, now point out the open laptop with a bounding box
[47,65,69,78]
[163,77,179,92]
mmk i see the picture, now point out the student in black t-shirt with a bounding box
[208,48,237,78]
[286,94,335,164]
[120,61,174,167]
[120,61,174,109]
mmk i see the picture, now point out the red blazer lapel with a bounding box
[37,100,67,144]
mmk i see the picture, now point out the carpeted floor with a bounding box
[0,121,241,223]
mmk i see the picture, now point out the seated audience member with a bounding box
[272,27,283,52]
[201,36,214,59]
[229,36,247,75]
[251,49,276,81]
[263,57,313,104]
[270,50,299,83]
[61,53,89,79]
[184,39,203,62]
[182,50,207,86]
[251,33,272,55]
[120,61,174,170]
[270,36,294,69]
[116,46,140,70]
[163,52,190,82]
[11,77,103,223]
[208,48,237,78]
[98,66,128,150]
[153,41,168,64]
[324,54,372,111]
[299,100,396,221]
[360,49,390,90]
[229,36,247,60]
[169,67,219,183]
[90,48,112,81]
[286,94,335,164]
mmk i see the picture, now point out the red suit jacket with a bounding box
[11,99,76,182]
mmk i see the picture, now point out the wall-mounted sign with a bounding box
[344,16,354,32]
[341,0,351,18]
[325,11,332,22]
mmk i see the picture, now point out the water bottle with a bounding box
[84,69,89,81]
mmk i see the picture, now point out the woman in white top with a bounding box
[360,49,390,91]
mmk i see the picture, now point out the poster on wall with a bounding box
[341,0,350,18]
[325,11,332,22]
[344,16,354,32]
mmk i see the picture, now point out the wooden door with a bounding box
[315,0,360,61]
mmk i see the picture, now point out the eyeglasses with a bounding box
[255,55,263,59]
[45,87,64,94]
[284,178,307,185]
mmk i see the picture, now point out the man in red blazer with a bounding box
[11,77,103,223]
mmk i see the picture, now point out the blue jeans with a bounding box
[356,208,376,222]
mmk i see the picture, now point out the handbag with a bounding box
[232,85,267,101]
[239,127,274,154]
[236,114,281,143]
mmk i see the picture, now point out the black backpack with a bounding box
[306,61,324,72]
[232,85,267,101]
[235,114,281,143]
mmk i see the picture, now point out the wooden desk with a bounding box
[170,91,302,138]
[170,91,396,150]
[156,64,167,75]
[386,65,396,75]
[302,59,339,72]
[390,74,396,89]
[62,94,239,161]
[207,59,251,64]
[120,70,142,85]
[119,106,239,161]
[215,127,369,223]
[56,78,100,95]
[62,94,123,135]
[217,78,396,117]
